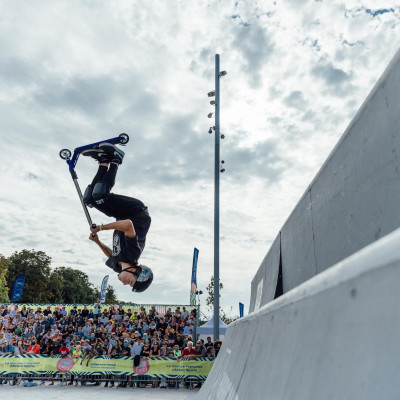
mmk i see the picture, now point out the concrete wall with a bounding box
[248,234,280,313]
[196,228,400,400]
[249,48,400,308]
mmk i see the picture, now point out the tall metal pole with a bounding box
[214,54,220,340]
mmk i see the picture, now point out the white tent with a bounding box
[197,316,228,341]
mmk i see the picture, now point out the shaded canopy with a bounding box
[197,316,228,335]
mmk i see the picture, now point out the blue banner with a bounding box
[100,275,109,304]
[239,302,244,318]
[190,248,199,305]
[10,276,26,302]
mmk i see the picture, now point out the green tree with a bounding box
[0,254,10,302]
[7,249,52,302]
[204,275,239,325]
[49,267,97,303]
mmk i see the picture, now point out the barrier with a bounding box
[0,355,214,379]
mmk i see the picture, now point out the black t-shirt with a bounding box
[106,230,142,273]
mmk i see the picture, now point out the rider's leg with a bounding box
[83,163,109,208]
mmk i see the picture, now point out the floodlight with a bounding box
[208,91,215,97]
[208,113,213,118]
[219,71,227,77]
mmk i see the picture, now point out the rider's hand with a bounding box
[89,233,99,243]
[90,225,100,234]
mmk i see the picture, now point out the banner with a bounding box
[190,248,199,306]
[100,275,109,304]
[0,355,214,379]
[239,302,244,318]
[10,276,26,302]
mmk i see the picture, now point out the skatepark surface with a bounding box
[0,384,199,399]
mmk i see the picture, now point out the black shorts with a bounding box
[94,194,151,249]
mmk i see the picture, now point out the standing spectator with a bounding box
[130,337,144,357]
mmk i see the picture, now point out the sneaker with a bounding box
[81,149,109,163]
[98,143,125,165]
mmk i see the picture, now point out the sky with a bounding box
[0,0,400,316]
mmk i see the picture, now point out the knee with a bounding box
[92,182,110,205]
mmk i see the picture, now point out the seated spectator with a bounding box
[150,342,160,357]
[195,340,207,357]
[14,339,25,355]
[26,340,40,354]
[181,341,197,359]
[172,344,181,360]
[141,344,151,357]
[214,340,222,356]
[160,340,170,357]
[59,342,70,357]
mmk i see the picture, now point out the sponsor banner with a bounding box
[10,276,26,302]
[100,275,109,304]
[190,248,199,306]
[0,355,214,378]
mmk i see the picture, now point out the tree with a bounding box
[204,275,239,325]
[49,267,97,303]
[7,250,52,302]
[0,254,10,302]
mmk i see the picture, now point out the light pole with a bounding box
[208,54,227,340]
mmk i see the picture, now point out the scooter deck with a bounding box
[65,134,128,171]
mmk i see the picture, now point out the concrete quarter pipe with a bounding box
[195,49,400,400]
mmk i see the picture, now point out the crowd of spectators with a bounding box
[0,302,222,383]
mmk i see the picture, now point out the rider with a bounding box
[82,142,153,293]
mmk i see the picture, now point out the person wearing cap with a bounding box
[84,143,153,293]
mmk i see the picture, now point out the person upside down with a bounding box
[82,142,153,293]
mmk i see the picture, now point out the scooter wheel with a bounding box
[59,149,72,160]
[118,133,129,145]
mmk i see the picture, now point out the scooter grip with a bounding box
[91,223,97,237]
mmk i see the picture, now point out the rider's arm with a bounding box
[89,234,113,258]
[92,220,136,238]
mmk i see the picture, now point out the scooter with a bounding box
[59,133,129,231]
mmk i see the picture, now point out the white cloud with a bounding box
[0,0,399,314]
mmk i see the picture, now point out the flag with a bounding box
[10,276,26,302]
[100,275,109,304]
[190,248,199,305]
[239,302,244,318]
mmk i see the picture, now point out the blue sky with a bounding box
[0,0,399,315]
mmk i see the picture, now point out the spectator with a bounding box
[26,340,40,354]
[181,341,197,359]
[195,340,207,357]
[214,340,222,356]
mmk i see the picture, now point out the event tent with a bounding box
[197,316,228,341]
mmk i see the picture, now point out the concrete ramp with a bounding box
[249,47,400,313]
[195,228,400,399]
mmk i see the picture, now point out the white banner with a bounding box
[100,275,109,304]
